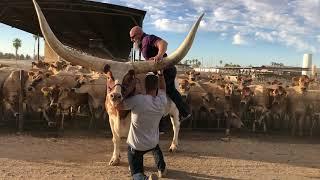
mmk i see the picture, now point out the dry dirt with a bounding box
[0,130,319,180]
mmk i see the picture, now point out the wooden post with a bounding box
[18,70,24,132]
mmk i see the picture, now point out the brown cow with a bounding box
[185,69,200,82]
[287,75,320,136]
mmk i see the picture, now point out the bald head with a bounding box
[130,26,144,43]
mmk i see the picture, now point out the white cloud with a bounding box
[255,32,274,42]
[153,19,189,32]
[104,0,319,53]
[220,33,227,37]
[232,33,246,45]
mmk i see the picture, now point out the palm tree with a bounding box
[219,60,223,67]
[13,38,22,59]
[33,34,38,60]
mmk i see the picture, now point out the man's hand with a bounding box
[150,55,162,63]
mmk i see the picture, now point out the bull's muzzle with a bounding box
[240,100,247,105]
[110,93,122,101]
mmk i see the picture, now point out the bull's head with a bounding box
[271,85,287,106]
[201,92,218,113]
[185,70,200,82]
[178,79,190,95]
[32,0,203,107]
[223,82,236,97]
[240,87,253,105]
[292,75,313,92]
[41,85,62,109]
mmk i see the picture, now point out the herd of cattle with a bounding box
[1,61,320,137]
[0,60,107,130]
[177,69,320,137]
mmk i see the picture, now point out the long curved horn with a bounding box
[133,13,204,73]
[32,0,126,72]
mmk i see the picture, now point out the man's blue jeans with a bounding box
[128,144,166,180]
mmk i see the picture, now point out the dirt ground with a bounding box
[0,130,319,180]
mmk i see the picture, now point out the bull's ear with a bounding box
[267,82,271,85]
[185,71,190,75]
[220,84,225,88]
[28,71,35,77]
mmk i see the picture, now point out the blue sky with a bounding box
[0,0,319,67]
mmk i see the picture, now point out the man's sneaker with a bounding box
[148,173,159,180]
[158,168,167,178]
[180,113,192,123]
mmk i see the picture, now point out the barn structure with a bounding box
[0,0,146,62]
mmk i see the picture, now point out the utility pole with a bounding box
[37,34,40,62]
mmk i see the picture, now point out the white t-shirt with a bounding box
[123,90,167,151]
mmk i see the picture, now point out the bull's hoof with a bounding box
[169,144,178,153]
[108,157,120,166]
[225,129,230,136]
[263,123,267,133]
[220,137,231,142]
[252,124,256,133]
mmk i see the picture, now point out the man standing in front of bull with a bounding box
[129,26,192,132]
[116,71,168,180]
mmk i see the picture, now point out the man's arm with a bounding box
[151,39,168,62]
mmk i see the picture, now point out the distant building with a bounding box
[302,53,312,76]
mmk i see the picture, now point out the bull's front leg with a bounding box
[108,114,121,166]
[169,105,180,153]
[298,114,305,137]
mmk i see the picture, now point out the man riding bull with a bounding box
[129,26,192,130]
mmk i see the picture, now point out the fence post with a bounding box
[18,70,24,132]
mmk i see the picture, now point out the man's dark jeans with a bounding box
[163,66,190,117]
[128,144,166,178]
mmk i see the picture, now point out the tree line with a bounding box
[1,35,41,60]
[0,51,32,60]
